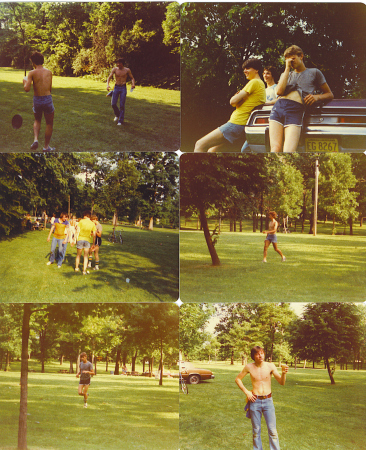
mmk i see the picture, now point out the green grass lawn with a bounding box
[180,223,366,302]
[179,362,366,450]
[0,360,179,450]
[0,68,180,152]
[0,224,178,302]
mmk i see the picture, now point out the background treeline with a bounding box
[0,2,180,88]
[0,152,179,236]
[0,303,178,375]
[180,303,366,384]
[181,2,366,148]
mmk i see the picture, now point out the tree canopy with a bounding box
[0,2,179,88]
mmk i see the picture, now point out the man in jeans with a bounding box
[235,346,288,450]
[106,58,135,125]
[46,212,69,268]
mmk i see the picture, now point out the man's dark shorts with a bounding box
[79,377,91,385]
[33,95,55,121]
[95,236,102,247]
[269,98,304,127]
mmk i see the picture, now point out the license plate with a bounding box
[305,139,339,152]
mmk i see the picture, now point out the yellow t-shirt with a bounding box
[77,218,96,243]
[229,78,266,125]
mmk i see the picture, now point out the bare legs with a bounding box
[75,248,90,273]
[78,384,89,403]
[269,121,301,153]
[194,128,228,153]
[33,112,54,149]
[263,240,285,262]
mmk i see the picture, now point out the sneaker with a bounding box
[74,267,80,272]
[57,265,62,269]
[83,270,90,275]
[88,262,92,268]
[117,122,123,126]
[84,403,87,408]
[93,266,99,270]
[30,141,39,150]
[43,147,56,152]
[46,261,53,265]
[114,116,119,122]
[282,256,286,262]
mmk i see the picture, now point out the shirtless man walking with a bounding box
[262,211,285,263]
[23,51,55,151]
[235,346,288,450]
[106,58,136,126]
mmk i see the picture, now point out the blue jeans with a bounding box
[250,397,280,450]
[111,85,127,123]
[49,237,67,266]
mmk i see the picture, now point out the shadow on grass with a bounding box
[0,73,180,152]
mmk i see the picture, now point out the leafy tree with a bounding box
[288,303,364,384]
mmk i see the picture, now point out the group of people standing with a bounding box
[194,44,333,153]
[46,211,102,275]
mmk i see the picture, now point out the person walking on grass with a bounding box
[88,215,102,270]
[23,51,55,152]
[262,211,285,263]
[74,211,96,275]
[46,212,69,268]
[76,352,94,408]
[235,346,288,450]
[106,58,136,126]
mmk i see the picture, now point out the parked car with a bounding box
[245,99,366,152]
[179,361,215,385]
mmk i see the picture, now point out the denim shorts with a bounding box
[32,95,55,119]
[269,98,304,127]
[76,240,91,249]
[219,122,246,144]
[265,233,278,243]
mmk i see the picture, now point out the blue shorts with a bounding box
[265,234,278,243]
[76,240,91,249]
[219,122,246,144]
[32,95,55,120]
[269,98,304,127]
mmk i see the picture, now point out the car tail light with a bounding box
[338,116,365,124]
[254,117,269,125]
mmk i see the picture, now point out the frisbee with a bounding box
[12,114,23,129]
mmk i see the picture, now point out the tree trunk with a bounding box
[18,304,32,450]
[230,349,234,365]
[199,205,220,266]
[148,216,154,231]
[325,357,335,384]
[5,350,10,371]
[69,359,73,374]
[114,348,121,375]
[159,339,163,386]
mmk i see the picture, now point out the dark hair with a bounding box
[251,346,264,360]
[91,215,98,221]
[263,65,279,83]
[80,352,87,357]
[116,58,125,65]
[83,211,91,218]
[59,212,67,219]
[30,51,44,66]
[242,58,262,73]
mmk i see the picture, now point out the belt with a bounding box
[255,393,272,399]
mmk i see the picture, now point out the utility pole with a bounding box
[313,159,319,236]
